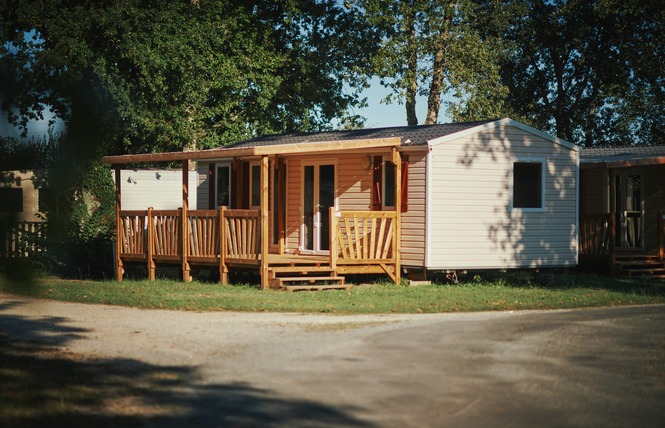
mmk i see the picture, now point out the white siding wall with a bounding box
[120,169,197,210]
[426,126,578,269]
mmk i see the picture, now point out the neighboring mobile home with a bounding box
[579,146,665,276]
[103,118,580,287]
[0,169,49,257]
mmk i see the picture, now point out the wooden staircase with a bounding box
[268,265,350,291]
[615,253,665,279]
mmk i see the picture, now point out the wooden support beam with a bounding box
[181,161,191,282]
[219,206,228,285]
[260,155,270,289]
[277,156,286,254]
[329,206,337,273]
[114,165,124,281]
[392,147,402,285]
[148,207,155,280]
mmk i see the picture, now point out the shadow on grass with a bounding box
[450,270,665,296]
[0,304,372,428]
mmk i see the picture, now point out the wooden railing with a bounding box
[118,211,148,260]
[330,209,398,281]
[0,221,47,258]
[187,210,219,261]
[579,214,613,256]
[221,207,260,263]
[116,207,260,281]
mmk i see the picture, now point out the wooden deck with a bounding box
[115,207,400,288]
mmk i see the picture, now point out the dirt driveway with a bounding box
[1,295,664,427]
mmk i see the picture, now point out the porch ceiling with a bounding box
[102,137,401,165]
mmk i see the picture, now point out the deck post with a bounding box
[277,156,286,254]
[609,212,617,275]
[219,206,228,284]
[260,155,270,289]
[659,210,665,261]
[392,147,402,285]
[147,207,155,280]
[181,161,191,282]
[329,206,337,273]
[114,165,124,281]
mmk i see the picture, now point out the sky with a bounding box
[355,77,432,128]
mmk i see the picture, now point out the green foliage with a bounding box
[350,0,510,125]
[0,0,373,155]
[492,0,664,145]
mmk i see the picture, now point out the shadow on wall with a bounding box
[0,301,373,428]
[455,125,577,268]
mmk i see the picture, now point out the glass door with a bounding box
[302,163,335,253]
[615,173,643,249]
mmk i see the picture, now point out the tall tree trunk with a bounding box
[424,45,444,125]
[425,1,455,125]
[405,2,418,126]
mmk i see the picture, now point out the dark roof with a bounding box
[581,145,665,164]
[223,120,498,149]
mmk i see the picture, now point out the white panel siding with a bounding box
[426,125,578,269]
[120,169,197,211]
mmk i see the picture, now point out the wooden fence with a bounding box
[330,209,399,282]
[116,207,260,281]
[579,214,613,256]
[0,221,47,258]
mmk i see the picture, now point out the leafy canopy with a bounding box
[0,0,374,155]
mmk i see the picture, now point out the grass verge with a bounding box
[1,273,664,313]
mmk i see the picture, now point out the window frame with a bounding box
[382,159,396,209]
[249,162,261,209]
[511,158,546,212]
[214,162,232,208]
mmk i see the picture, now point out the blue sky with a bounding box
[356,77,432,128]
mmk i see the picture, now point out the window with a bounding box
[372,156,408,212]
[215,163,231,207]
[513,161,543,209]
[250,164,261,207]
[0,188,23,212]
[383,161,396,208]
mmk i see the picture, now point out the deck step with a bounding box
[283,283,352,292]
[269,266,335,274]
[277,276,348,291]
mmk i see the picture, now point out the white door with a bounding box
[302,163,335,253]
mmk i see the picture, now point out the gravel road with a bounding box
[1,295,664,427]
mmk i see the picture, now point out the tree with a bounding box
[350,0,508,125]
[0,0,374,156]
[0,0,376,278]
[495,0,664,146]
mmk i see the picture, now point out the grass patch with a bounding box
[1,273,664,314]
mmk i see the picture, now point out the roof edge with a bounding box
[426,118,579,151]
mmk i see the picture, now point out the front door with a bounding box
[302,163,335,253]
[615,173,643,249]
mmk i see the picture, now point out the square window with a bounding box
[513,162,543,209]
[0,188,23,212]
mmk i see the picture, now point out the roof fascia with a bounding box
[102,137,402,165]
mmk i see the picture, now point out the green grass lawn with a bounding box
[2,272,664,313]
